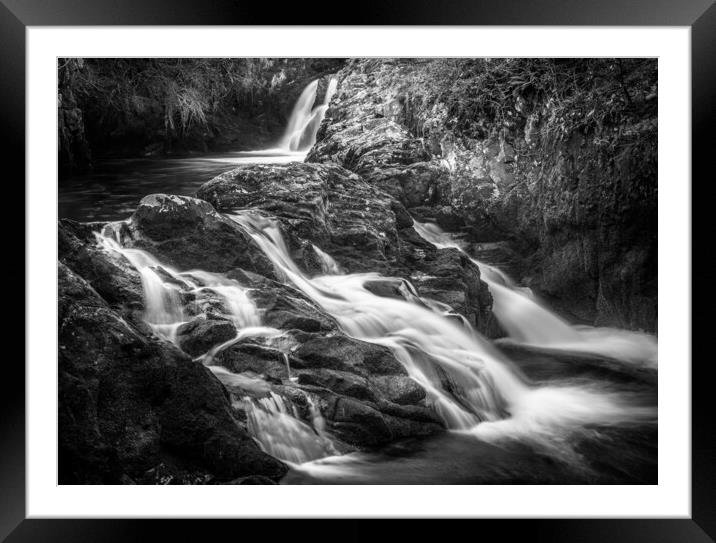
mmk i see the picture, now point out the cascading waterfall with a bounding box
[413,220,658,366]
[96,225,262,342]
[95,213,657,470]
[229,211,523,428]
[95,224,336,463]
[312,243,341,275]
[280,78,338,152]
[243,392,337,465]
[228,211,656,461]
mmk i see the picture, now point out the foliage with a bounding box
[58,58,344,158]
[398,58,657,150]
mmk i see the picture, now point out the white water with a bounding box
[97,225,262,343]
[243,392,338,464]
[94,209,656,471]
[280,78,338,152]
[228,211,656,463]
[312,243,341,275]
[95,224,338,463]
[229,211,521,427]
[413,220,658,367]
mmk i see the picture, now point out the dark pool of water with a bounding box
[58,150,305,222]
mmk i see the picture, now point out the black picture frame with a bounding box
[6,0,711,540]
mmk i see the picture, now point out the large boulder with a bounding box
[293,334,406,375]
[310,389,441,447]
[197,162,402,273]
[58,261,287,484]
[59,219,144,312]
[175,315,237,358]
[119,194,275,277]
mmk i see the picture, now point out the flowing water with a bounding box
[280,78,338,152]
[224,212,657,481]
[413,220,658,367]
[80,79,656,483]
[60,79,338,222]
[92,201,657,482]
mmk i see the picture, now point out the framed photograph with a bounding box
[8,0,710,539]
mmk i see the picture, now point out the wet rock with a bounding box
[214,342,291,384]
[176,315,237,357]
[58,262,287,484]
[408,205,466,232]
[397,232,497,336]
[123,194,275,278]
[221,475,278,485]
[59,219,144,312]
[297,369,378,403]
[197,162,402,273]
[370,375,426,405]
[308,389,442,447]
[227,270,340,335]
[294,334,406,376]
[358,161,449,208]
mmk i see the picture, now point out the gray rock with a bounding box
[58,261,287,484]
[176,316,237,357]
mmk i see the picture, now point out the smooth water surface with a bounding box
[59,150,306,222]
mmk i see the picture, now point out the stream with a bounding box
[60,78,658,485]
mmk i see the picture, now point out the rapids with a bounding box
[225,212,657,468]
[412,220,658,367]
[85,79,657,482]
[93,205,657,482]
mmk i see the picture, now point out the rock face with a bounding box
[307,58,657,331]
[58,260,287,484]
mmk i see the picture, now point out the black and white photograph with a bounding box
[56,56,660,486]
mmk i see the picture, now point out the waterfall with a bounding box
[95,214,656,466]
[95,224,338,463]
[228,211,656,459]
[96,226,263,343]
[280,78,338,152]
[243,392,338,464]
[312,243,341,275]
[96,229,188,342]
[413,220,658,366]
[229,211,532,427]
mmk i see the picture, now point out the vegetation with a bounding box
[58,58,344,167]
[394,58,657,150]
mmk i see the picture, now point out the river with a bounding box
[61,77,658,485]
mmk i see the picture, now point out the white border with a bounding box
[27,27,691,518]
